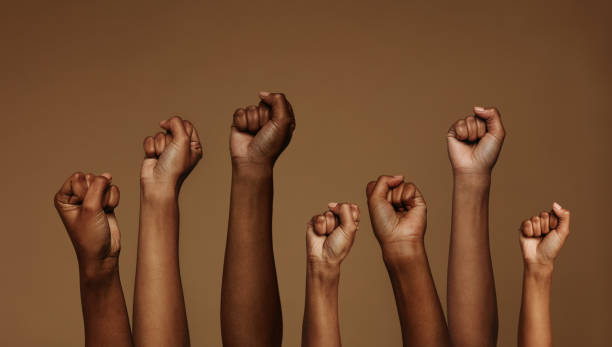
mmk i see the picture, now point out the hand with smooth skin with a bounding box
[54,172,132,347]
[366,176,450,347]
[134,116,202,347]
[446,107,505,347]
[302,203,359,347]
[221,92,295,347]
[518,203,571,347]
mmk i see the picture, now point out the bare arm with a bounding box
[302,203,359,347]
[55,172,132,347]
[367,177,449,346]
[133,117,202,347]
[221,92,295,347]
[446,107,505,346]
[518,203,571,347]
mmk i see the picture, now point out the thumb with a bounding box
[258,91,293,123]
[473,106,505,140]
[552,202,571,239]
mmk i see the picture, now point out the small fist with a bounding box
[54,172,121,266]
[230,92,296,167]
[306,202,360,267]
[447,107,505,175]
[141,116,203,189]
[519,202,571,266]
[366,176,427,254]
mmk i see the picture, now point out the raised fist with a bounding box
[447,107,505,175]
[366,176,427,256]
[141,116,203,189]
[230,92,296,167]
[54,172,121,267]
[519,202,571,266]
[306,202,360,267]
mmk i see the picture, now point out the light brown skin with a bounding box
[133,116,202,347]
[366,176,450,347]
[54,172,133,347]
[446,106,505,347]
[518,203,571,347]
[221,92,295,347]
[302,202,360,347]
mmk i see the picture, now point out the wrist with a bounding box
[381,240,426,267]
[78,258,119,285]
[453,171,491,186]
[232,161,273,180]
[524,262,554,278]
[140,182,178,202]
[307,261,341,282]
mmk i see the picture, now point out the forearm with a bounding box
[221,164,282,346]
[302,264,341,347]
[133,189,189,346]
[518,265,553,347]
[79,264,133,347]
[448,173,498,346]
[384,243,450,347]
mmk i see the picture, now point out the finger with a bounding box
[154,132,166,156]
[548,211,559,230]
[531,216,541,237]
[313,215,327,236]
[335,203,358,234]
[143,136,156,158]
[465,116,478,142]
[324,211,336,234]
[258,102,271,127]
[55,172,87,205]
[258,92,294,126]
[366,175,404,202]
[349,204,360,224]
[540,211,550,235]
[401,182,425,210]
[552,202,571,239]
[521,219,533,237]
[85,173,95,188]
[246,105,260,134]
[474,106,505,140]
[455,119,468,140]
[233,108,248,132]
[103,185,120,212]
[391,183,406,210]
[476,118,486,138]
[160,116,189,142]
[82,176,111,213]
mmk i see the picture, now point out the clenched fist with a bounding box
[230,92,296,168]
[519,203,571,266]
[54,172,121,271]
[447,107,505,175]
[141,116,203,190]
[306,202,360,267]
[366,176,427,259]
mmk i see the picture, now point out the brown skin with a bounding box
[518,203,571,347]
[133,116,202,347]
[302,202,360,347]
[221,92,295,347]
[366,176,450,347]
[446,106,505,347]
[54,172,133,347]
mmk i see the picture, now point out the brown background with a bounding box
[1,0,610,346]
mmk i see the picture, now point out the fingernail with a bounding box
[328,202,338,208]
[259,91,270,97]
[474,106,485,112]
[553,202,562,210]
[393,175,403,179]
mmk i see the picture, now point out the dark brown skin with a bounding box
[446,106,505,347]
[221,92,295,347]
[133,116,202,347]
[366,176,450,347]
[518,203,571,347]
[302,202,360,347]
[54,172,133,347]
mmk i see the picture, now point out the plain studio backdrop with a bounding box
[1,1,610,346]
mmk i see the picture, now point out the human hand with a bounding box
[519,202,571,267]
